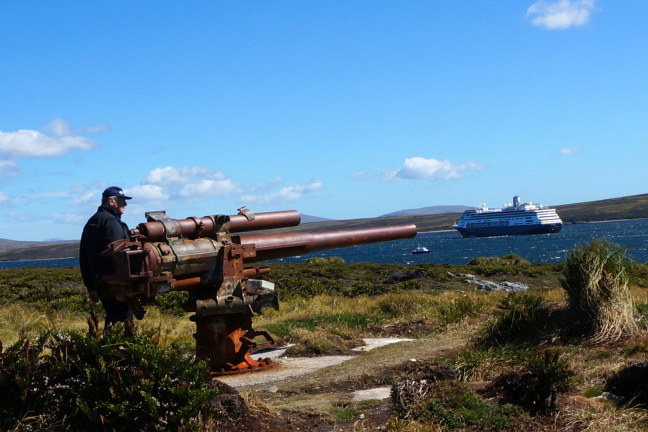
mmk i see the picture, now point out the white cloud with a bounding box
[52,211,87,225]
[179,178,240,198]
[560,147,579,155]
[42,118,109,137]
[242,179,323,205]
[41,118,73,137]
[141,166,242,199]
[80,123,110,135]
[143,166,191,185]
[5,211,32,222]
[350,170,377,181]
[71,190,99,206]
[0,192,9,203]
[135,166,324,209]
[393,157,483,181]
[0,119,98,158]
[0,159,19,177]
[526,0,596,30]
[128,184,169,201]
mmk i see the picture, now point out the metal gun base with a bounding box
[193,313,276,375]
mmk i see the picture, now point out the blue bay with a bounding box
[2,219,647,269]
[278,219,648,265]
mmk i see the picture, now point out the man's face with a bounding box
[108,196,128,214]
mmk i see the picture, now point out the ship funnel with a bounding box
[513,196,521,206]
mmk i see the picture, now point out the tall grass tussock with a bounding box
[561,239,641,343]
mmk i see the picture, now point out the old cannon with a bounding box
[99,208,417,374]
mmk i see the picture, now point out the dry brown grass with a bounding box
[560,398,648,432]
[0,303,196,349]
[0,303,87,344]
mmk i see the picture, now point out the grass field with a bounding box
[1,250,648,431]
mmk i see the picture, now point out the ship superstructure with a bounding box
[453,196,562,238]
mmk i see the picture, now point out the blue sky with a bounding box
[1,1,646,241]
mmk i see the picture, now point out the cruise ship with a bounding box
[453,196,563,238]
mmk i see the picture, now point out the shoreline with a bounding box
[0,256,77,263]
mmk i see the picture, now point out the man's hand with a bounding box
[88,290,99,303]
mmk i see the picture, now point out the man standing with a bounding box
[79,186,133,327]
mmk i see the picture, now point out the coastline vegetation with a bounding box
[0,242,647,430]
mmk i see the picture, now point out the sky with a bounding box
[1,0,647,241]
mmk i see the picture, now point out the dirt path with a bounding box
[217,338,414,389]
[214,326,472,431]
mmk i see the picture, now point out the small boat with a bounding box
[411,246,431,254]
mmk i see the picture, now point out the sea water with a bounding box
[2,219,647,269]
[279,219,648,265]
[0,257,79,269]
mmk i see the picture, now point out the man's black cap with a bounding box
[102,186,133,200]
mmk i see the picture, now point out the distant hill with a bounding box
[0,238,77,252]
[1,193,648,261]
[0,242,80,261]
[553,194,648,223]
[381,205,473,217]
[301,214,335,223]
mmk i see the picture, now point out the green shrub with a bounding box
[341,281,390,297]
[264,312,374,341]
[0,267,86,311]
[304,256,345,265]
[152,290,190,316]
[329,404,362,422]
[436,295,484,327]
[475,294,555,349]
[373,291,438,319]
[467,254,530,276]
[274,275,341,299]
[583,387,603,398]
[489,350,574,414]
[450,347,524,382]
[628,263,648,288]
[521,350,574,411]
[281,328,353,357]
[264,262,404,299]
[0,318,222,431]
[392,379,520,430]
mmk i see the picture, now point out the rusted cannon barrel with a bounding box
[229,210,301,233]
[240,224,418,262]
[135,210,301,241]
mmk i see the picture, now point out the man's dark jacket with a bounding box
[79,205,130,293]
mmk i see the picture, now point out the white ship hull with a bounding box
[453,196,563,238]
